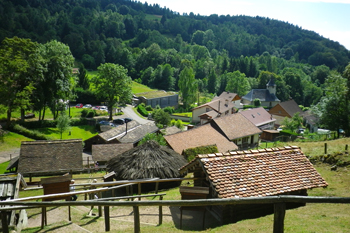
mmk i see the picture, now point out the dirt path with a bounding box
[0,148,19,164]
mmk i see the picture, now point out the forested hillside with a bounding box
[1,0,350,109]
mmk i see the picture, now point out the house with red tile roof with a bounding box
[210,113,262,150]
[192,92,240,124]
[179,146,328,224]
[164,124,238,155]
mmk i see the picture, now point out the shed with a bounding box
[0,174,27,232]
[40,174,72,201]
[179,146,328,224]
[17,139,83,176]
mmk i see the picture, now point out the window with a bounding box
[242,137,249,143]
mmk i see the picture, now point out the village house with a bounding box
[210,113,262,150]
[179,146,328,224]
[133,90,178,108]
[192,92,240,124]
[17,139,83,176]
[164,124,238,155]
[269,99,303,127]
[241,78,280,108]
[84,121,159,150]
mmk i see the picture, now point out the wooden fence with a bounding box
[1,194,350,233]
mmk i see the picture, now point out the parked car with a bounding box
[92,106,99,110]
[75,103,83,108]
[124,117,133,123]
[113,118,125,125]
[99,106,108,111]
[99,121,114,126]
[83,104,92,108]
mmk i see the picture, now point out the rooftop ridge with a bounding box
[196,146,301,159]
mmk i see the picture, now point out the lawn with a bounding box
[35,125,98,140]
[0,131,33,151]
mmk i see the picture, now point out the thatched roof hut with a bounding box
[107,140,187,191]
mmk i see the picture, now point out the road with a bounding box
[121,105,152,125]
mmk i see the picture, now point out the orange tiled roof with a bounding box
[180,146,328,198]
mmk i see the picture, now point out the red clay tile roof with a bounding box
[211,113,262,140]
[180,146,328,198]
[164,124,238,154]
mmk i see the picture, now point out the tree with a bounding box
[93,63,132,120]
[138,134,167,146]
[281,112,303,133]
[178,67,197,109]
[312,70,349,137]
[34,40,75,120]
[0,37,44,127]
[207,69,217,94]
[152,108,171,127]
[225,71,251,96]
[56,112,71,139]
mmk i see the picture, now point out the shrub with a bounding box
[11,124,49,140]
[86,110,96,118]
[183,145,219,162]
[145,105,153,111]
[137,103,149,117]
[81,109,89,117]
[163,106,174,114]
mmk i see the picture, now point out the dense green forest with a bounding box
[0,0,350,110]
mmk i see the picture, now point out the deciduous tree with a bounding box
[178,67,197,109]
[93,63,132,120]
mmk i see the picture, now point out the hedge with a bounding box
[137,103,149,117]
[11,124,49,140]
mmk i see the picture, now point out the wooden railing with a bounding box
[1,195,350,233]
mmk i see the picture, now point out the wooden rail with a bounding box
[1,195,350,233]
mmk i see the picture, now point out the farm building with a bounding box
[84,121,159,150]
[17,139,83,176]
[107,140,187,191]
[133,90,178,108]
[179,146,328,224]
[269,99,303,126]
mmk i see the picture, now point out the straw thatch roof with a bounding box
[107,140,187,180]
[18,139,83,175]
[92,143,134,163]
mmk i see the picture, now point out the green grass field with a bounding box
[35,125,97,140]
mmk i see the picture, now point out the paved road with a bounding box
[121,105,152,125]
[0,148,19,164]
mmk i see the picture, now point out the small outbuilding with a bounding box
[179,146,328,224]
[107,140,187,191]
[17,139,83,176]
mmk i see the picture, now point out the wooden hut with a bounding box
[107,140,187,191]
[179,146,328,224]
[17,139,83,176]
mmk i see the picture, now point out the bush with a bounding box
[137,103,149,117]
[11,124,49,140]
[163,106,174,114]
[145,105,153,111]
[183,145,219,162]
[86,110,96,118]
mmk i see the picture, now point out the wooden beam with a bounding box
[1,211,9,233]
[158,196,163,225]
[104,206,110,232]
[273,203,286,233]
[133,206,140,233]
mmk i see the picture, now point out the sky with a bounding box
[137,0,350,50]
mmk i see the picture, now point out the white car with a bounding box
[83,104,92,108]
[99,106,108,111]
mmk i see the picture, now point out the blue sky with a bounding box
[138,0,350,50]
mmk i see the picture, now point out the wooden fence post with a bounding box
[104,206,110,232]
[324,143,327,154]
[158,196,163,225]
[1,211,9,233]
[133,206,140,233]
[138,183,141,201]
[345,144,348,152]
[273,203,286,233]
